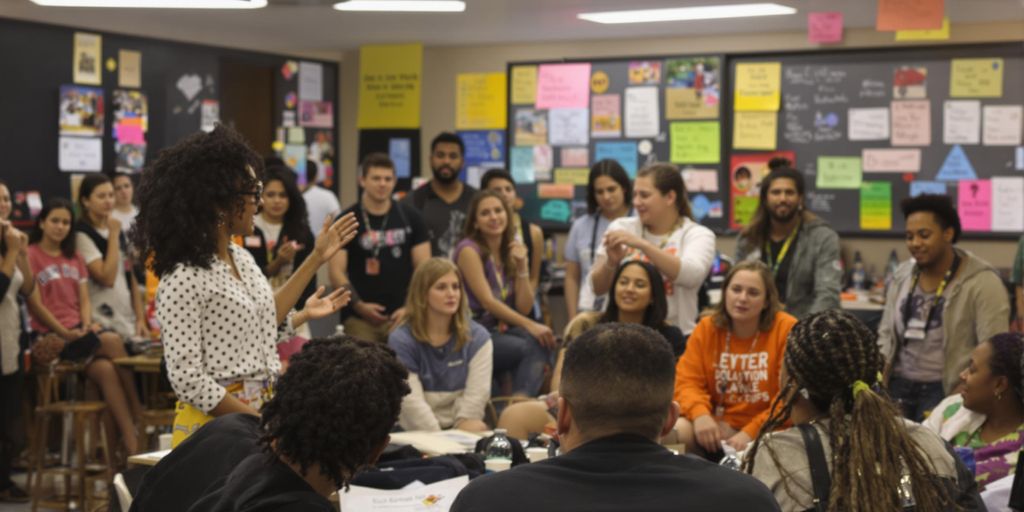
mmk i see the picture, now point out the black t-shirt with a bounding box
[188,453,333,512]
[451,434,779,512]
[764,234,798,303]
[340,201,428,316]
[656,324,687,359]
[402,182,477,258]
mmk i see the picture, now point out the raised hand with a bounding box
[313,213,359,263]
[303,286,352,320]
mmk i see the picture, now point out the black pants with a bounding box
[0,370,23,489]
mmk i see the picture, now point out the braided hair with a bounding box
[744,309,947,512]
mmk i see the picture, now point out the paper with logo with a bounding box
[936,145,977,181]
[594,141,638,178]
[591,94,622,138]
[943,100,980,145]
[876,0,943,31]
[862,148,920,172]
[536,63,591,109]
[909,181,947,197]
[624,86,660,138]
[950,58,1003,98]
[816,156,862,189]
[118,50,141,88]
[808,12,843,43]
[891,100,931,146]
[671,121,720,163]
[59,137,102,172]
[848,107,890,141]
[991,177,1024,232]
[358,44,422,128]
[456,72,506,130]
[548,108,589,146]
[734,62,781,111]
[982,105,1023,146]
[341,475,469,511]
[896,16,949,40]
[73,32,102,85]
[733,111,777,150]
[958,180,991,232]
[511,66,538,105]
[860,181,892,230]
[510,146,535,184]
[554,168,589,186]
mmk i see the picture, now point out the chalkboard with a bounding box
[506,55,729,233]
[727,42,1024,239]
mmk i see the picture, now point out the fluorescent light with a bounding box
[578,3,796,24]
[333,0,465,12]
[30,0,265,7]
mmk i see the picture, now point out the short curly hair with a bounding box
[132,125,263,277]
[260,336,409,489]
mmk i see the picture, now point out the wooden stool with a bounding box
[25,362,89,494]
[30,401,113,512]
[138,409,175,452]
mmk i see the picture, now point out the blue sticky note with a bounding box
[540,200,572,223]
[935,145,977,181]
[594,141,639,178]
[909,181,947,197]
[510,146,535,184]
[388,138,411,179]
[690,194,711,221]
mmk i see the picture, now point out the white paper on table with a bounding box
[299,61,323,101]
[943,100,981,145]
[991,176,1024,232]
[979,472,1014,512]
[547,108,589,146]
[340,475,469,512]
[58,137,102,172]
[388,430,483,456]
[624,86,660,138]
[848,107,889,141]
[983,105,1023,146]
[862,148,921,172]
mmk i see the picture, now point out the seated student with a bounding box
[388,258,491,433]
[25,199,140,454]
[130,336,410,512]
[591,163,715,336]
[452,323,780,512]
[924,332,1024,490]
[878,194,1009,422]
[745,309,984,512]
[480,169,545,299]
[498,260,684,440]
[671,260,796,455]
[454,191,553,397]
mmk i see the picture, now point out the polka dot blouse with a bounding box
[157,244,284,414]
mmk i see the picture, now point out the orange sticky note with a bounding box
[538,183,575,199]
[876,0,944,31]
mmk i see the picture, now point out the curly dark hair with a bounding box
[901,193,962,243]
[987,332,1024,403]
[132,125,263,277]
[262,165,312,246]
[260,336,409,489]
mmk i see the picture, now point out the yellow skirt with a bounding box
[171,379,273,448]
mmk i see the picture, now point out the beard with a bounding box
[769,206,799,223]
[432,165,459,184]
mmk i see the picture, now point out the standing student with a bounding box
[402,132,477,258]
[133,126,358,446]
[454,191,554,397]
[563,160,632,318]
[735,167,841,320]
[110,173,138,231]
[301,160,341,237]
[481,169,545,299]
[0,181,30,503]
[329,153,430,343]
[591,163,715,335]
[388,258,491,432]
[76,173,148,340]
[878,194,1009,422]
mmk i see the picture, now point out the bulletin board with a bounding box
[506,55,729,233]
[727,42,1024,239]
[0,17,338,225]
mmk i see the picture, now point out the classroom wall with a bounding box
[335,20,1024,274]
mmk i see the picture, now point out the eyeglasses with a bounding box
[238,183,264,208]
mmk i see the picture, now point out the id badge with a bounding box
[365,257,380,276]
[905,318,926,341]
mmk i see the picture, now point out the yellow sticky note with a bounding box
[895,17,950,41]
[950,58,1004,98]
[670,121,720,164]
[456,72,507,130]
[733,111,778,150]
[860,181,893,230]
[357,43,423,128]
[511,66,538,105]
[734,62,781,111]
[554,168,589,186]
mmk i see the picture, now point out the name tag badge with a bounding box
[365,257,381,276]
[243,236,261,248]
[904,328,926,341]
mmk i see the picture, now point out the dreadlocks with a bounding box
[744,309,948,512]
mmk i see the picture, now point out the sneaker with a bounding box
[0,484,30,503]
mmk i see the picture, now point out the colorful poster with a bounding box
[733,111,777,150]
[671,121,720,164]
[860,181,892,230]
[893,66,927,99]
[624,87,660,138]
[533,145,553,181]
[891,100,931,146]
[535,63,591,109]
[729,151,795,228]
[538,183,575,199]
[73,32,102,85]
[560,147,589,168]
[590,94,622,138]
[307,130,335,186]
[876,0,943,31]
[848,107,890,141]
[459,129,505,184]
[299,100,334,128]
[982,105,1023,146]
[388,138,411,179]
[957,180,992,232]
[511,66,538,105]
[682,169,719,192]
[909,181,947,197]
[115,144,146,174]
[950,58,1004,98]
[991,177,1024,232]
[357,44,422,128]
[943,100,981,145]
[808,12,844,43]
[282,145,307,178]
[456,72,507,130]
[895,16,950,40]
[59,85,104,137]
[58,137,102,172]
[112,89,148,134]
[540,200,572,223]
[628,61,662,85]
[510,146,535,184]
[862,148,921,172]
[118,49,141,88]
[936,145,978,181]
[594,141,638,178]
[299,61,323,101]
[734,62,781,111]
[816,156,862,189]
[547,108,589,146]
[665,57,719,119]
[514,109,547,146]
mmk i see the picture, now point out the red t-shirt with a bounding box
[27,245,87,333]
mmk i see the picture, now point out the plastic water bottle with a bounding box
[484,429,513,461]
[851,251,866,290]
[719,441,741,471]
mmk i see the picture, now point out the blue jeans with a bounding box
[490,326,551,397]
[888,376,946,422]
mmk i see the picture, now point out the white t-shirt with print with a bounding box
[76,230,136,337]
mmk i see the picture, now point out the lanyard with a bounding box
[900,253,961,340]
[491,253,509,302]
[360,202,391,258]
[589,208,634,264]
[764,221,800,274]
[642,217,684,250]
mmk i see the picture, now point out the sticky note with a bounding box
[862,148,921,172]
[808,12,843,44]
[538,183,575,199]
[891,100,931,146]
[511,66,537,105]
[670,121,720,164]
[896,16,950,40]
[991,177,1024,232]
[860,181,892,230]
[848,107,890,141]
[943,100,981,145]
[536,63,591,109]
[554,168,590,186]
[876,0,943,31]
[594,141,638,177]
[510,146,535,184]
[958,180,991,232]
[950,58,1004,98]
[734,62,781,111]
[733,111,777,150]
[909,181,947,197]
[560,147,589,167]
[732,196,759,228]
[982,105,1023,146]
[816,156,862,189]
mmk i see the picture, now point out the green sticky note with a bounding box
[816,156,862,189]
[860,181,892,230]
[670,121,720,164]
[540,200,571,223]
[733,196,759,227]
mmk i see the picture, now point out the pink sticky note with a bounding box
[808,12,843,43]
[958,180,991,232]
[117,121,145,145]
[560,147,589,167]
[536,63,591,109]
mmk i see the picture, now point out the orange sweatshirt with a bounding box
[674,312,797,439]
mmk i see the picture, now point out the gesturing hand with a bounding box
[313,213,358,263]
[303,286,352,320]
